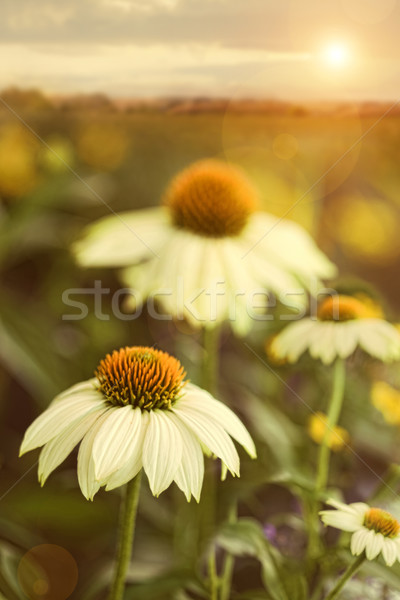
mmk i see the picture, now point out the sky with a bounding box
[1,0,400,100]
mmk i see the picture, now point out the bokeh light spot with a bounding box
[18,544,78,600]
[272,133,299,160]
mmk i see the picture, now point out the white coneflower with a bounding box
[270,295,400,365]
[320,499,400,566]
[20,346,256,502]
[73,160,336,334]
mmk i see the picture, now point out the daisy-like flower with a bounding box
[371,381,400,425]
[20,346,256,502]
[308,412,349,452]
[270,294,400,365]
[320,499,400,566]
[73,160,336,335]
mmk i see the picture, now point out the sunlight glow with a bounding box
[324,43,350,67]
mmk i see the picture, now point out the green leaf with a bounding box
[243,392,302,468]
[124,569,205,600]
[216,519,288,600]
[0,542,23,600]
[0,292,71,405]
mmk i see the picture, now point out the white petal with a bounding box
[142,410,183,497]
[20,389,106,455]
[104,411,148,491]
[271,320,316,363]
[382,538,398,566]
[334,323,358,359]
[180,384,256,458]
[309,322,336,364]
[38,404,107,485]
[167,412,204,502]
[365,530,384,560]
[395,539,400,562]
[172,403,240,476]
[241,242,307,308]
[242,212,337,281]
[326,499,368,516]
[320,510,362,532]
[351,529,369,556]
[73,207,170,267]
[357,320,400,362]
[77,408,115,500]
[92,406,142,480]
[54,378,99,402]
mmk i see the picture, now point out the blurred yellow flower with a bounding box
[371,381,400,425]
[40,135,75,173]
[0,124,39,199]
[327,194,400,265]
[265,334,288,366]
[308,412,349,451]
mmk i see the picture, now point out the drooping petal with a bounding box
[270,319,317,363]
[180,384,256,458]
[20,389,106,455]
[320,509,362,532]
[243,213,337,282]
[357,320,400,362]
[333,322,358,359]
[92,406,142,480]
[326,499,368,516]
[381,538,399,566]
[38,404,107,485]
[104,411,148,491]
[77,408,115,500]
[73,207,171,267]
[309,322,336,364]
[351,529,369,556]
[167,412,204,502]
[364,530,384,560]
[142,410,183,497]
[173,403,240,476]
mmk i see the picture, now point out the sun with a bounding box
[323,43,350,67]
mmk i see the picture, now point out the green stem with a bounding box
[219,502,237,600]
[208,549,219,600]
[202,326,221,598]
[315,359,347,494]
[324,555,365,600]
[202,326,220,396]
[308,359,346,562]
[108,473,142,600]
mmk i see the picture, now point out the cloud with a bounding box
[0,0,399,98]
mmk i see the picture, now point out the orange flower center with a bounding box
[364,508,400,538]
[163,160,258,237]
[95,347,186,410]
[317,295,374,322]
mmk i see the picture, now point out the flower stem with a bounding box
[202,326,221,598]
[219,502,237,600]
[324,555,365,600]
[202,326,220,396]
[208,549,219,600]
[316,359,346,494]
[108,472,142,600]
[308,359,346,562]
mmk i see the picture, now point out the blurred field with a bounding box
[1,88,400,599]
